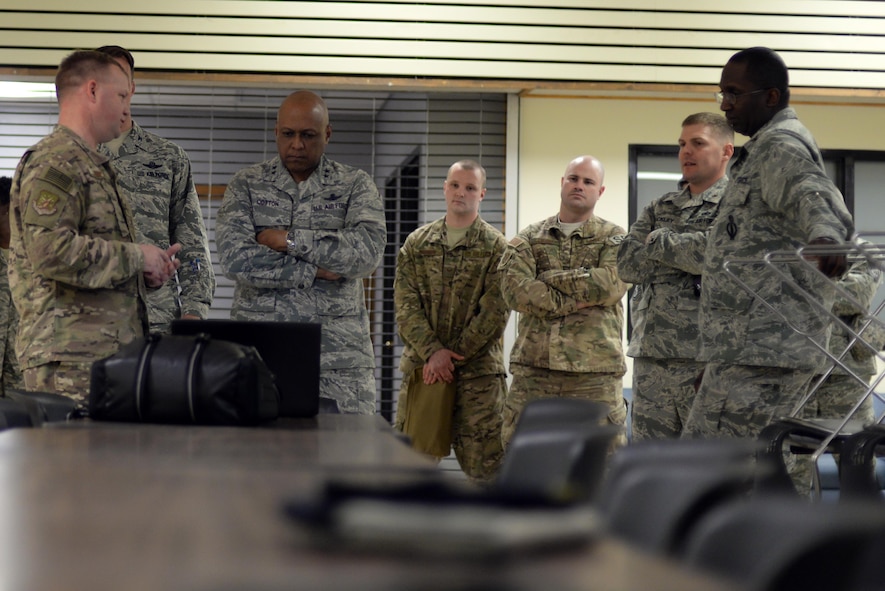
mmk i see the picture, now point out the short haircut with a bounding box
[682,112,734,144]
[95,45,135,73]
[727,46,790,106]
[55,50,125,101]
[448,159,487,188]
[0,176,10,207]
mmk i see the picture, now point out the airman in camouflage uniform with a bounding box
[217,90,385,415]
[499,155,629,448]
[0,177,23,397]
[394,160,509,482]
[9,51,180,402]
[792,256,882,495]
[96,45,214,334]
[617,113,734,440]
[683,47,853,440]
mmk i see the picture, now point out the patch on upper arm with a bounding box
[33,190,61,216]
[39,166,74,194]
[508,236,527,248]
[608,234,626,245]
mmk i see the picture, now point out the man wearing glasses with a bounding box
[683,47,853,447]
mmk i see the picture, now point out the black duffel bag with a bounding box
[89,333,280,425]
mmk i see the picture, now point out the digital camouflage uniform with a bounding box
[100,121,215,334]
[394,216,510,482]
[499,215,629,447]
[10,125,148,402]
[0,248,23,397]
[793,256,882,495]
[216,154,385,414]
[617,177,727,440]
[684,108,853,439]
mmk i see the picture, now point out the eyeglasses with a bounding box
[714,88,767,106]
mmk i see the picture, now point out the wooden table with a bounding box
[0,415,742,591]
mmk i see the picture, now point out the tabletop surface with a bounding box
[0,415,742,591]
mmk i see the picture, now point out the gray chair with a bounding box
[839,424,885,501]
[596,438,765,555]
[495,424,623,503]
[683,497,885,591]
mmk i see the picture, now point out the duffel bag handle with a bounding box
[134,334,161,420]
[186,334,211,422]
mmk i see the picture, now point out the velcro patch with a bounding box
[33,190,60,215]
[508,236,526,247]
[40,166,74,193]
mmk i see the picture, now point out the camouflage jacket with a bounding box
[699,108,854,370]
[0,249,22,395]
[617,178,727,359]
[824,254,882,377]
[395,216,510,380]
[10,125,147,368]
[101,122,215,333]
[216,154,386,370]
[499,214,628,374]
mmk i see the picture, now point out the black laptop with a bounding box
[170,319,321,418]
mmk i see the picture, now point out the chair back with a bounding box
[597,438,761,555]
[683,498,885,591]
[495,424,622,503]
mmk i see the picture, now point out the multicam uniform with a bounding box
[685,108,854,439]
[216,154,386,414]
[10,125,148,402]
[0,248,22,397]
[100,121,215,333]
[394,216,510,482]
[617,177,726,440]
[499,215,629,447]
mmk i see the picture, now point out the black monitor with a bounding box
[171,319,321,418]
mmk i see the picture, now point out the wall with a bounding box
[517,96,885,385]
[519,97,885,232]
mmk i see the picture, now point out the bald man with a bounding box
[498,155,629,447]
[217,91,386,414]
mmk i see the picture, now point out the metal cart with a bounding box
[722,233,885,499]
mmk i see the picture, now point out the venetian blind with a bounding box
[0,87,507,417]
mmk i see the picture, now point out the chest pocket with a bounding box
[531,238,561,271]
[310,189,349,230]
[723,178,752,207]
[252,193,292,228]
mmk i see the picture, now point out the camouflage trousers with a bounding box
[322,367,376,415]
[23,361,93,404]
[631,357,705,441]
[502,365,628,450]
[791,374,876,497]
[682,363,813,439]
[395,371,506,483]
[0,308,22,398]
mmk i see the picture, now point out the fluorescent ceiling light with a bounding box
[637,172,683,181]
[0,81,55,99]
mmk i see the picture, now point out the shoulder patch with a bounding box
[508,236,526,247]
[34,189,60,215]
[33,190,60,216]
[39,166,74,194]
[608,234,626,245]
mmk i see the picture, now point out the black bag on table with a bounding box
[89,333,280,425]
